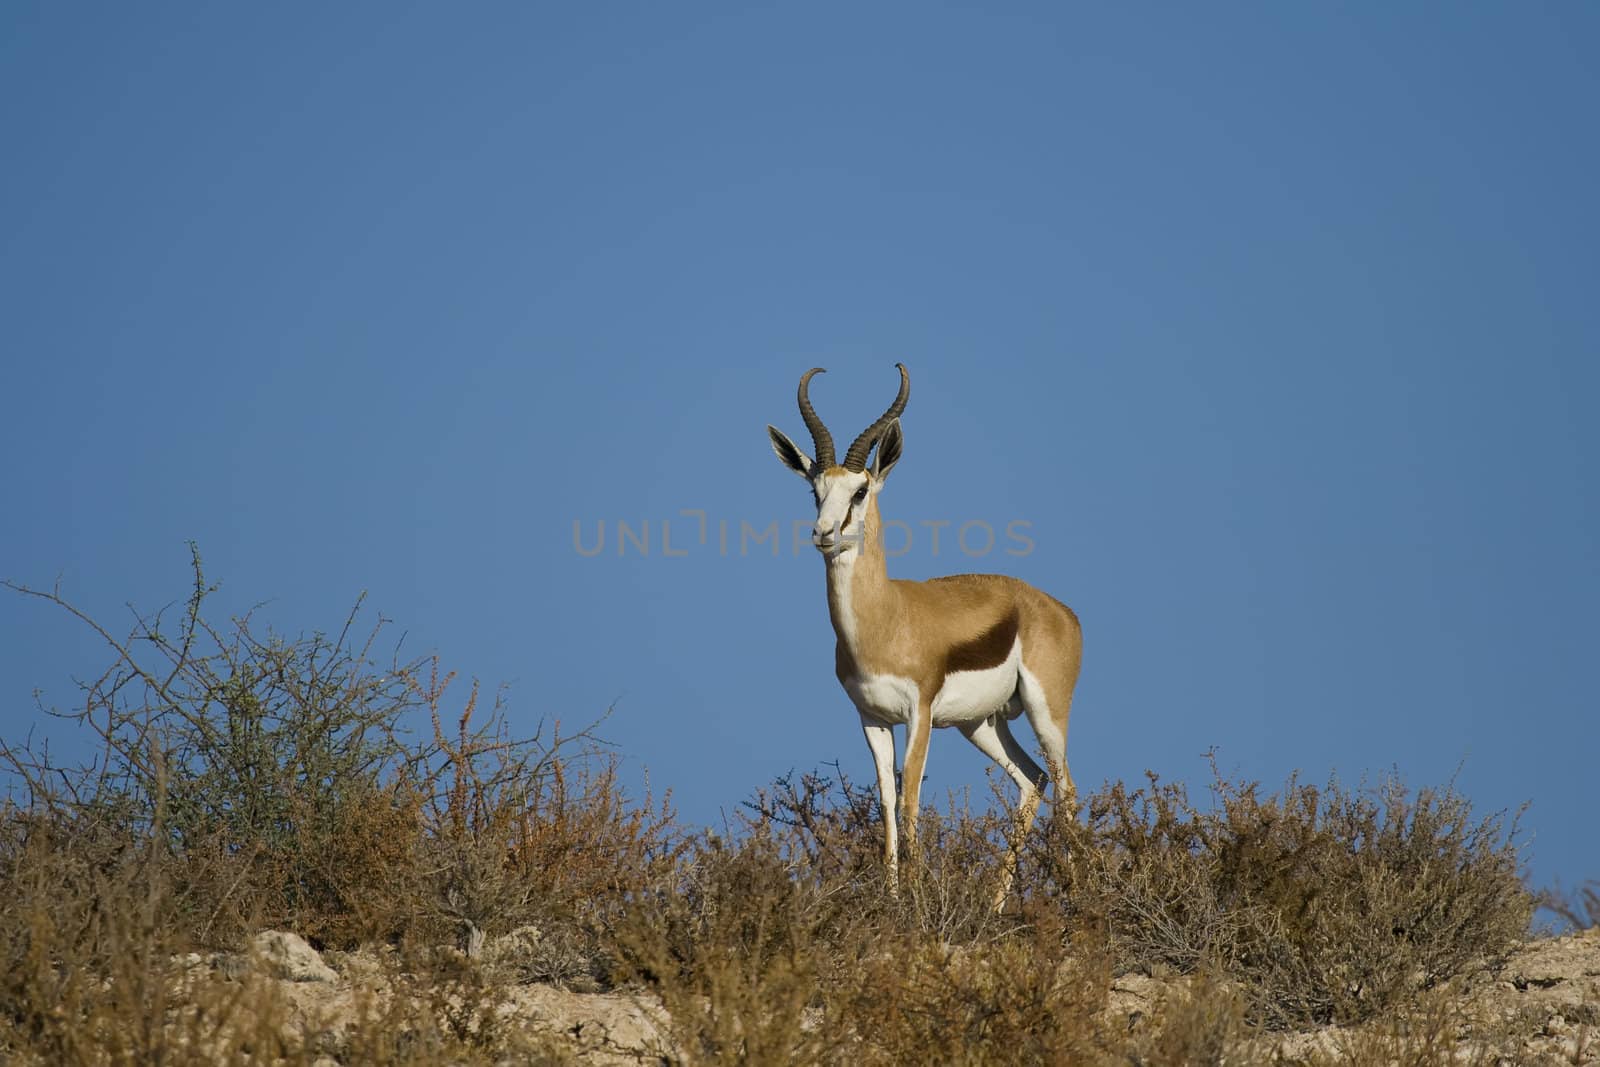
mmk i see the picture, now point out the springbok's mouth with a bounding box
[814,538,849,558]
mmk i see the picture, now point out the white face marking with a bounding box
[828,536,859,651]
[930,637,1024,726]
[809,469,874,558]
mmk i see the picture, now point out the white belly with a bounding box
[931,637,1022,726]
[842,638,1023,728]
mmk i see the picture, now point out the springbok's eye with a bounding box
[853,484,869,504]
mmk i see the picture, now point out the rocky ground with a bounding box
[1109,926,1600,1064]
[178,926,1598,1064]
[173,930,673,1065]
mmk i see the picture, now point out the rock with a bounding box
[504,984,675,1064]
[250,930,338,983]
[1506,927,1600,994]
[326,944,392,983]
[216,953,250,981]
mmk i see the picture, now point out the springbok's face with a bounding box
[767,363,909,560]
[808,467,876,558]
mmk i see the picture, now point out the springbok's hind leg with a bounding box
[1018,664,1078,815]
[960,713,1048,910]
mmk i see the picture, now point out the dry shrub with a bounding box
[328,962,578,1067]
[1,550,679,949]
[2,548,434,948]
[0,802,304,1064]
[834,920,1112,1066]
[1036,761,1534,1027]
[1540,880,1600,932]
[1276,986,1583,1067]
[402,657,682,986]
[1123,973,1266,1067]
[1041,773,1249,973]
[0,554,1561,1063]
[606,750,1538,1059]
[736,767,1026,946]
[614,785,1274,1067]
[612,771,1093,1064]
[360,945,543,1062]
[612,815,837,1062]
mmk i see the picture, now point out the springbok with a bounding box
[767,364,1083,899]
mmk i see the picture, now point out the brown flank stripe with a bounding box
[943,608,1020,676]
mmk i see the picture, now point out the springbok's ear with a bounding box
[767,425,814,479]
[871,419,903,482]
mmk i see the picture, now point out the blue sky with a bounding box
[2,4,1595,895]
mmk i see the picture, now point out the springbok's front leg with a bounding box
[899,698,934,870]
[861,719,899,894]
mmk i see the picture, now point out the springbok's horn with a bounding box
[842,363,910,471]
[797,368,836,469]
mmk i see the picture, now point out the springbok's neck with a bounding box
[825,496,896,655]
